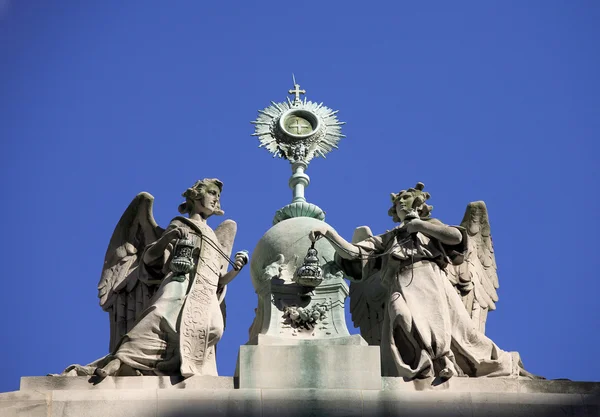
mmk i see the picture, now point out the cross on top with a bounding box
[289,82,306,103]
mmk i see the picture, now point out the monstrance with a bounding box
[251,76,345,224]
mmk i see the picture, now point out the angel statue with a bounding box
[59,178,248,378]
[308,183,536,381]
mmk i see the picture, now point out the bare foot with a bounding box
[94,358,122,378]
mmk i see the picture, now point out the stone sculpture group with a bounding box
[57,177,536,382]
[56,81,538,383]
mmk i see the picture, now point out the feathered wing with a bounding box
[348,226,387,346]
[96,192,164,352]
[213,219,237,330]
[448,201,499,333]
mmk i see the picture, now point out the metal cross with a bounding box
[289,83,306,103]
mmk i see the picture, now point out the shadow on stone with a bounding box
[88,375,104,386]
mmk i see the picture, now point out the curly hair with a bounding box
[178,178,224,216]
[387,182,433,223]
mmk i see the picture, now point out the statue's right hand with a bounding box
[167,226,189,241]
[308,226,329,243]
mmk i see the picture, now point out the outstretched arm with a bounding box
[219,251,248,285]
[309,225,361,260]
[405,219,462,245]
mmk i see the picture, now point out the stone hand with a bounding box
[308,225,330,242]
[233,251,249,271]
[160,227,191,249]
[157,227,190,248]
[172,227,190,240]
[404,218,425,234]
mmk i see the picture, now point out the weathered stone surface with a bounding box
[262,389,363,417]
[363,390,474,417]
[248,333,366,346]
[50,389,156,417]
[0,390,48,417]
[157,389,262,417]
[2,380,599,417]
[383,375,520,392]
[238,344,381,390]
[382,376,600,394]
[518,378,600,394]
[21,375,235,391]
[583,393,600,417]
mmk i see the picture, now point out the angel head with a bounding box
[388,182,433,223]
[178,178,224,218]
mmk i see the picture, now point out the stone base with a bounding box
[1,376,599,417]
[237,335,381,390]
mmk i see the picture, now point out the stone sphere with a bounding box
[250,217,337,289]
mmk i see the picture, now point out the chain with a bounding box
[175,217,243,269]
[316,230,417,287]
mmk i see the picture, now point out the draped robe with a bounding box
[338,219,523,379]
[113,217,225,377]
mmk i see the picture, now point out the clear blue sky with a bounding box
[1,1,598,393]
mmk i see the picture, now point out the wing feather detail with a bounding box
[96,192,164,352]
[348,226,386,346]
[450,201,499,333]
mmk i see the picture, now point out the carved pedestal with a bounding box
[250,276,351,341]
[239,217,381,389]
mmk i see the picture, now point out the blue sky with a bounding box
[1,1,598,392]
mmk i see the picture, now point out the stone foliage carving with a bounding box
[283,303,329,329]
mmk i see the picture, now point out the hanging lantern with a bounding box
[170,238,196,275]
[295,242,323,287]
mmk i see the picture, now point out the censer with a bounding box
[170,238,196,275]
[295,242,323,287]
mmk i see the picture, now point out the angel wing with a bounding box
[97,192,164,352]
[447,201,499,333]
[348,226,387,346]
[213,219,237,330]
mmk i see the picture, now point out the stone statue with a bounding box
[309,182,536,381]
[60,178,248,378]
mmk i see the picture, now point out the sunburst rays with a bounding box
[251,98,345,163]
